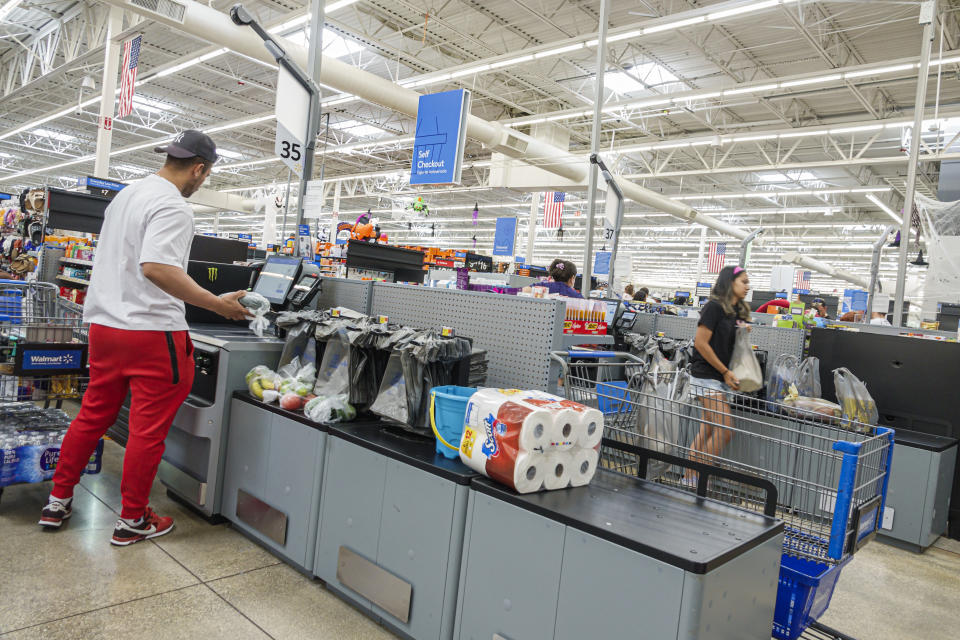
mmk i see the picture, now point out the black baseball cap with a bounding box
[155,129,218,163]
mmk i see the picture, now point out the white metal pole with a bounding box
[93,6,123,178]
[696,227,707,286]
[582,0,611,297]
[526,192,539,265]
[894,0,936,325]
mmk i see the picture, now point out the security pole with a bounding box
[582,0,611,297]
[230,3,323,258]
[592,153,623,289]
[893,0,935,324]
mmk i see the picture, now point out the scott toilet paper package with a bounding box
[459,388,604,493]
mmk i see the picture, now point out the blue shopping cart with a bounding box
[551,350,894,640]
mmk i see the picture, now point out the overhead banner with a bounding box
[493,217,517,256]
[410,89,471,185]
[275,66,310,177]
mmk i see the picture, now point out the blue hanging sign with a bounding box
[493,217,517,256]
[593,251,611,276]
[77,176,126,192]
[410,89,472,185]
[842,288,869,313]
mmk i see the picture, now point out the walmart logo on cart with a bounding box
[23,351,82,370]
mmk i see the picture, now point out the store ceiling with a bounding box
[1,0,958,291]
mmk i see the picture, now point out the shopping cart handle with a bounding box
[566,350,620,358]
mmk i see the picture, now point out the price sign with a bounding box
[274,66,310,177]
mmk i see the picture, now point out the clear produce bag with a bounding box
[766,354,800,409]
[728,327,763,393]
[833,367,878,431]
[795,356,822,398]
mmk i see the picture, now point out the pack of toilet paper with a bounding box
[458,388,603,493]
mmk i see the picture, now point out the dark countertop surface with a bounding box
[891,428,959,452]
[328,421,479,485]
[472,470,784,574]
[232,391,330,432]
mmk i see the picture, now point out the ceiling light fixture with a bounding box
[0,0,21,22]
[866,194,903,224]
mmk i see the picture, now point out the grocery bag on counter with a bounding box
[833,368,878,431]
[459,389,602,492]
[369,352,408,424]
[313,324,352,397]
[728,327,763,393]
[276,309,327,369]
[345,318,411,410]
[397,330,474,434]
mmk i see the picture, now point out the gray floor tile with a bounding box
[0,482,198,634]
[931,535,960,556]
[0,585,269,640]
[209,564,399,640]
[818,541,960,640]
[79,440,280,582]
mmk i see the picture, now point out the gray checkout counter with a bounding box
[223,392,788,639]
[314,420,478,640]
[879,429,958,552]
[456,472,784,640]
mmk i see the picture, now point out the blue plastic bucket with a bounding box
[772,555,848,640]
[430,385,476,459]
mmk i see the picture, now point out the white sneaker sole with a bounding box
[38,510,72,528]
[110,522,174,546]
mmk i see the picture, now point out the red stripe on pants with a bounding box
[52,324,195,519]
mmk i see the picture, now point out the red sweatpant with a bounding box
[52,324,195,519]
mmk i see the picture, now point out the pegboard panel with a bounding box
[314,277,371,314]
[633,312,656,336]
[654,315,698,340]
[750,325,804,360]
[370,283,563,389]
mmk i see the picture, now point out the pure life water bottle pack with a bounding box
[0,403,102,487]
[458,389,603,493]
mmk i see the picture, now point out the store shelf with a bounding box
[60,257,93,267]
[57,275,91,286]
[560,334,615,348]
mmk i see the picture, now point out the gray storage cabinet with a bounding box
[222,393,327,572]
[879,430,958,551]
[455,472,784,640]
[315,423,477,640]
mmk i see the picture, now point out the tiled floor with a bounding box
[2,439,959,639]
[0,440,397,640]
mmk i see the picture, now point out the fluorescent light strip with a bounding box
[865,194,903,224]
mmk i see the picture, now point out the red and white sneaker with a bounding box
[111,507,174,546]
[38,500,72,528]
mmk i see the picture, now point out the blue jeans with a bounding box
[690,376,734,401]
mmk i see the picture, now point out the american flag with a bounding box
[707,241,726,273]
[794,270,811,292]
[543,191,565,229]
[117,35,142,119]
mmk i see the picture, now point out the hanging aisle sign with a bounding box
[493,217,517,256]
[410,89,471,185]
[275,66,310,177]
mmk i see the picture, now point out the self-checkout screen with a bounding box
[253,256,302,305]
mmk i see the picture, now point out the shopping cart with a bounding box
[551,350,895,640]
[0,281,98,503]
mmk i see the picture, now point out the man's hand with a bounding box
[218,291,252,321]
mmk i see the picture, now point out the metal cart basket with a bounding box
[551,350,895,640]
[0,281,98,499]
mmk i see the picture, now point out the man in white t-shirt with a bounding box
[40,130,250,546]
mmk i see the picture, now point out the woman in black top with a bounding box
[685,266,751,485]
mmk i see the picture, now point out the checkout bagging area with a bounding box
[97,249,960,640]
